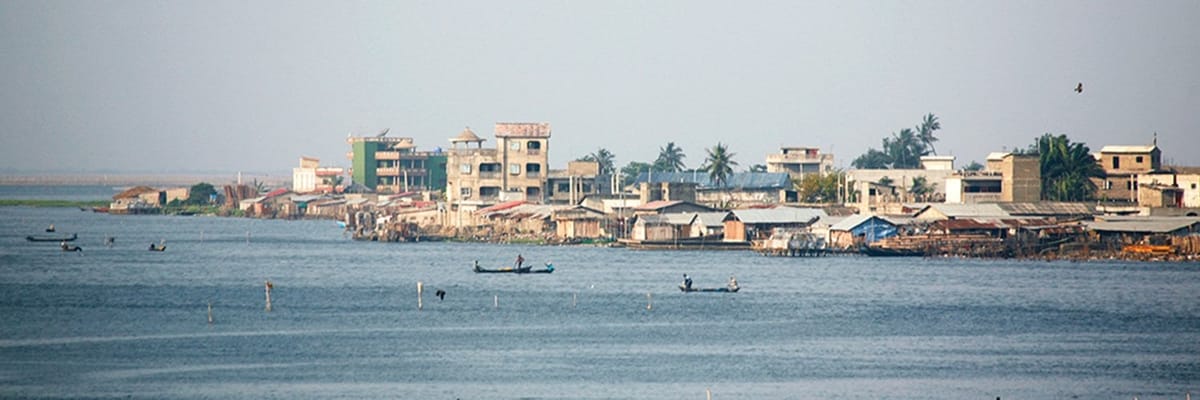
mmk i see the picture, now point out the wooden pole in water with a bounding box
[417,281,423,310]
[572,293,577,308]
[706,388,711,400]
[264,280,273,312]
[207,301,213,324]
[646,292,653,311]
[494,295,498,309]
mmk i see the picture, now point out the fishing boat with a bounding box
[60,243,82,252]
[472,261,554,274]
[148,244,167,252]
[27,233,77,242]
[678,285,739,293]
[860,245,923,257]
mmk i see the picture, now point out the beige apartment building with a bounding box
[1092,142,1162,203]
[446,123,551,206]
[766,146,834,178]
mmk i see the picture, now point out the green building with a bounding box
[347,135,447,193]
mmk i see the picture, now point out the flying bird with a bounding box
[1074,83,1083,93]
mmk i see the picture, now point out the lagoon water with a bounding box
[1,199,1198,398]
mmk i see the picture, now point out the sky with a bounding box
[2,0,1198,176]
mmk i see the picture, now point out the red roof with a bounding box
[476,200,528,214]
[263,188,289,199]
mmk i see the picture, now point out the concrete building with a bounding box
[847,156,959,211]
[1140,168,1200,208]
[292,156,345,193]
[546,161,612,204]
[945,153,1040,203]
[346,134,446,193]
[765,146,834,178]
[1092,141,1162,203]
[446,123,551,206]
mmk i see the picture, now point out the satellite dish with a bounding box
[376,128,390,137]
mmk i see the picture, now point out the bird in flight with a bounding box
[1075,83,1083,93]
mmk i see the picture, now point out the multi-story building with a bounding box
[765,146,834,178]
[545,161,612,204]
[292,156,345,193]
[1091,141,1162,203]
[346,134,447,193]
[446,123,551,205]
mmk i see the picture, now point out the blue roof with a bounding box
[631,172,791,190]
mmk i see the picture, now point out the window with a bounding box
[1193,183,1198,190]
[526,141,541,150]
[460,187,472,198]
[509,141,521,150]
[509,163,521,175]
[1136,156,1144,163]
[557,183,570,192]
[459,163,471,174]
[1105,180,1113,190]
[1112,157,1120,169]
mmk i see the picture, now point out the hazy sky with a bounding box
[2,0,1198,175]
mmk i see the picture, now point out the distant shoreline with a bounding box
[0,174,288,187]
[0,199,109,208]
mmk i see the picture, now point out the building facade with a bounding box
[446,123,551,205]
[1092,143,1161,203]
[346,135,446,193]
[292,156,345,193]
[766,146,834,178]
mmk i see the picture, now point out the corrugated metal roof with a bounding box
[923,203,1010,218]
[631,172,791,190]
[729,207,827,224]
[830,214,896,231]
[998,202,1095,216]
[693,212,730,227]
[1086,218,1200,233]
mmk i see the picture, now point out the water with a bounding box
[1,205,1198,399]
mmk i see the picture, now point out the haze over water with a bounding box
[1,197,1197,398]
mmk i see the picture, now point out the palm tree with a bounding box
[577,148,616,176]
[1034,133,1104,201]
[884,128,925,169]
[703,142,738,188]
[916,113,941,155]
[653,142,687,172]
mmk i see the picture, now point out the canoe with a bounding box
[860,246,923,257]
[27,233,77,242]
[679,285,739,293]
[473,263,554,274]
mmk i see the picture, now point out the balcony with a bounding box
[526,149,541,156]
[479,171,501,179]
[376,167,400,176]
[766,153,833,164]
[375,151,400,160]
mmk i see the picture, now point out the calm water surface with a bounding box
[1,205,1197,399]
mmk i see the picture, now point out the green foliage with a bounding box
[963,161,985,171]
[653,142,687,172]
[620,161,654,187]
[878,176,894,186]
[852,113,940,169]
[795,172,842,203]
[910,176,937,201]
[577,148,616,176]
[187,182,217,205]
[1033,133,1104,201]
[749,164,767,173]
[703,142,738,187]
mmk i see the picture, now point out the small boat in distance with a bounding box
[27,233,77,242]
[472,261,554,274]
[60,242,82,252]
[149,243,167,252]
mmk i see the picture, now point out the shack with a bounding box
[723,207,827,242]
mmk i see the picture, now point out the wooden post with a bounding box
[417,281,424,310]
[572,293,577,308]
[494,295,499,309]
[646,292,652,311]
[706,388,711,400]
[207,301,213,324]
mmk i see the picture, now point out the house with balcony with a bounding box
[944,153,1040,204]
[1091,140,1162,204]
[445,123,551,207]
[346,133,446,193]
[545,160,612,204]
[292,156,345,193]
[766,146,834,178]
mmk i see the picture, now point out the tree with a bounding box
[851,149,892,169]
[910,176,936,201]
[653,142,687,172]
[915,113,941,155]
[878,176,894,187]
[1033,133,1104,201]
[187,182,217,205]
[620,161,653,188]
[796,172,842,203]
[749,164,767,173]
[702,143,738,188]
[577,148,616,176]
[963,161,985,171]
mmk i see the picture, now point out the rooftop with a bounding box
[495,122,551,138]
[1099,145,1158,154]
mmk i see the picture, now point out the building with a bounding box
[1092,141,1162,203]
[944,153,1040,204]
[722,207,827,242]
[765,146,834,178]
[292,156,345,193]
[346,133,447,193]
[630,172,795,206]
[446,123,551,206]
[546,161,612,204]
[847,156,959,210]
[1138,167,1200,208]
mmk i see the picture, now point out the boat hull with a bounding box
[27,233,77,242]
[679,285,739,293]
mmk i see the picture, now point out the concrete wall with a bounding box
[1001,154,1041,202]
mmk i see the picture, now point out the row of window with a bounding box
[459,186,541,198]
[459,163,542,175]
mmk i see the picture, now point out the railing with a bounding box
[479,171,500,179]
[376,167,400,176]
[375,151,400,160]
[526,171,541,178]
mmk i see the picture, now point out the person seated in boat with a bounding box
[47,224,55,232]
[728,275,739,291]
[61,241,68,250]
[474,260,482,272]
[149,243,156,251]
[682,274,693,290]
[544,262,554,272]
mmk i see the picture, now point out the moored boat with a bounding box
[27,233,77,242]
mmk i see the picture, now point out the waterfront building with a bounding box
[765,146,834,178]
[1091,140,1162,203]
[445,123,551,206]
[944,153,1041,204]
[846,156,958,211]
[1139,167,1200,209]
[630,171,795,206]
[346,133,447,193]
[545,161,612,204]
[292,156,345,193]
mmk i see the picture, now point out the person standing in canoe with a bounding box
[515,254,525,269]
